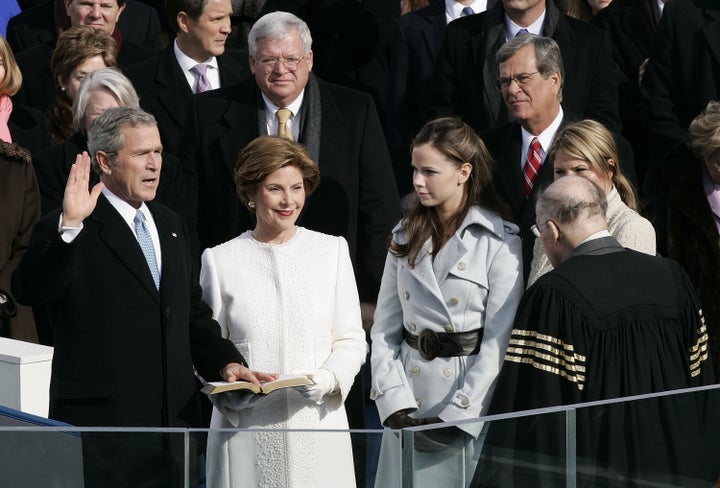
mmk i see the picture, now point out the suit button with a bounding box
[444,323,453,333]
[411,366,420,376]
[443,368,453,377]
[457,262,467,271]
[449,297,459,305]
[403,291,410,300]
[410,322,417,332]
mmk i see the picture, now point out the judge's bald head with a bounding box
[535,176,608,266]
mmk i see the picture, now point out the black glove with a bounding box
[384,409,427,429]
[0,289,16,318]
[414,421,466,453]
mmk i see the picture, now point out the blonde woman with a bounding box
[527,119,656,286]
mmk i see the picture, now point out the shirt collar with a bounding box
[505,9,546,40]
[520,106,564,160]
[101,187,152,229]
[445,0,488,22]
[261,90,305,119]
[173,39,219,73]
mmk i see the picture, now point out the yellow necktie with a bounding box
[276,108,294,141]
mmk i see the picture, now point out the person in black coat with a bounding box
[13,107,274,486]
[431,0,620,134]
[6,0,161,53]
[12,0,157,113]
[125,0,249,156]
[640,0,720,162]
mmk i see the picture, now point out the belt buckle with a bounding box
[418,329,440,361]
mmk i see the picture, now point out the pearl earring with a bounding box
[248,201,256,209]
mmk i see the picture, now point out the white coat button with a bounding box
[411,366,420,375]
[403,291,410,300]
[443,368,453,377]
[457,262,467,271]
[444,323,453,333]
[369,389,378,400]
[416,399,422,408]
[410,322,417,332]
[449,297,459,305]
[461,398,470,407]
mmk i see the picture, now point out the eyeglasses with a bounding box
[531,220,551,238]
[256,55,306,72]
[497,71,539,89]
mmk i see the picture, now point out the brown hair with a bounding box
[46,26,117,143]
[0,35,22,96]
[234,136,321,210]
[548,119,639,211]
[391,117,512,268]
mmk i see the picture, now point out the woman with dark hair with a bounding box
[201,135,367,487]
[46,25,116,144]
[370,117,524,487]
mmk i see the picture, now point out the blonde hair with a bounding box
[548,119,639,211]
[688,100,720,161]
[234,136,320,210]
[0,35,23,96]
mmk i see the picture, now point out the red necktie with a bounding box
[523,137,542,198]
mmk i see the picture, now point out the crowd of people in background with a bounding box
[1,0,720,486]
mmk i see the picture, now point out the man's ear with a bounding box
[96,151,112,174]
[176,11,190,34]
[548,220,561,243]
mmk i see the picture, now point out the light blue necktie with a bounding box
[461,6,474,16]
[516,28,530,37]
[134,209,160,289]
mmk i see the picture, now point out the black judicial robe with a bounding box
[472,237,718,487]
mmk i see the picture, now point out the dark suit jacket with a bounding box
[388,2,445,192]
[640,0,720,161]
[13,37,156,113]
[181,75,400,301]
[431,0,620,133]
[11,195,243,427]
[125,46,250,155]
[6,0,162,53]
[8,103,52,156]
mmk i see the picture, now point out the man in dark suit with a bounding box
[12,0,157,112]
[126,0,249,155]
[12,107,272,486]
[481,34,566,279]
[6,0,162,53]
[431,0,619,134]
[640,0,720,162]
[182,11,399,306]
[389,0,495,193]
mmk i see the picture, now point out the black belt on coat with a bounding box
[403,327,484,361]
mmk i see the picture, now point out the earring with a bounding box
[248,201,255,209]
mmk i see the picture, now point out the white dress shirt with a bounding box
[174,39,221,92]
[261,91,305,141]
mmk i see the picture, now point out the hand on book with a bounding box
[292,368,339,404]
[221,362,278,386]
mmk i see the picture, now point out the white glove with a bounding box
[293,368,339,405]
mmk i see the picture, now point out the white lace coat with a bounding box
[201,228,367,488]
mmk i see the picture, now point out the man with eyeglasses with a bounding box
[126,0,248,155]
[430,0,619,134]
[470,175,716,486]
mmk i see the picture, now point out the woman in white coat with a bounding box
[370,117,525,487]
[201,136,367,488]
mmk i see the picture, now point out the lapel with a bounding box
[403,239,445,300]
[480,5,506,126]
[217,80,259,176]
[218,52,247,86]
[419,2,446,59]
[155,47,194,128]
[494,123,525,213]
[93,195,160,301]
[702,15,720,72]
[311,78,342,172]
[148,202,182,304]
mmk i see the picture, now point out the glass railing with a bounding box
[1,384,719,487]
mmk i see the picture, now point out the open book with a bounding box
[201,373,314,395]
